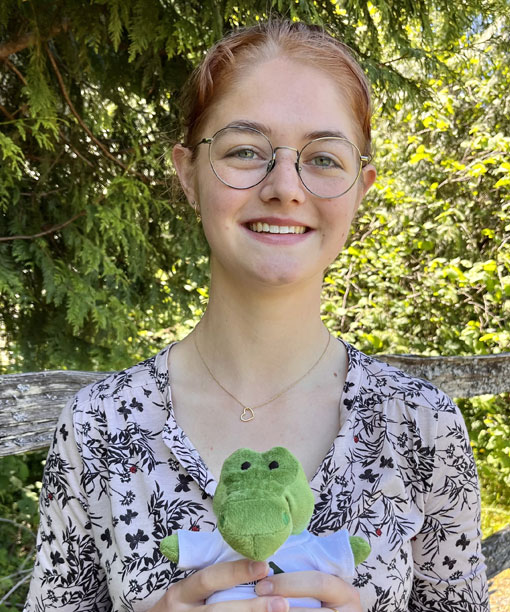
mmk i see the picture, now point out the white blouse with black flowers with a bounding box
[24,341,489,612]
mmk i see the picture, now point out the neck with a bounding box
[191,263,331,398]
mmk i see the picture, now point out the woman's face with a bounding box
[174,56,376,291]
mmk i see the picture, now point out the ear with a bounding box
[173,143,197,204]
[352,163,377,215]
[359,163,377,198]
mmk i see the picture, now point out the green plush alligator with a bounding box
[160,447,370,608]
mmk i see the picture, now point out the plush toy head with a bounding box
[212,447,314,561]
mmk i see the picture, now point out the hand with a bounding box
[255,571,362,612]
[148,559,289,612]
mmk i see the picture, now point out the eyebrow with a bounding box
[224,120,350,142]
[305,129,350,140]
[224,120,272,133]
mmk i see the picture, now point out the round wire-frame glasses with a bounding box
[190,125,372,199]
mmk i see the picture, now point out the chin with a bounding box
[248,262,320,290]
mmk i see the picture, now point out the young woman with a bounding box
[25,20,489,612]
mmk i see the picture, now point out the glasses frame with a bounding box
[189,126,372,199]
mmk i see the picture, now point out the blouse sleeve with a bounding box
[24,395,112,612]
[408,401,489,611]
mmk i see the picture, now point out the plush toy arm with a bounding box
[349,536,371,566]
[160,534,180,563]
[160,530,229,570]
[307,530,371,578]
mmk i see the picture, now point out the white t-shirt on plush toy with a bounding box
[176,528,355,608]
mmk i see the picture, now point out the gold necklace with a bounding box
[193,331,332,422]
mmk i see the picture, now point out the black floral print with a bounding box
[24,342,488,611]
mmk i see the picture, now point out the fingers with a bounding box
[180,559,268,602]
[255,571,361,612]
[193,560,269,600]
[165,559,288,610]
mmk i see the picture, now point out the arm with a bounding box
[409,403,489,611]
[23,396,111,611]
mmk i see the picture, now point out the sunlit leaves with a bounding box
[323,13,509,360]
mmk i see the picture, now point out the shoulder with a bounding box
[72,344,173,407]
[343,341,457,417]
[61,344,175,440]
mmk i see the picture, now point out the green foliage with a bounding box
[322,22,510,358]
[1,0,508,372]
[481,494,510,538]
[461,394,510,509]
[0,452,44,609]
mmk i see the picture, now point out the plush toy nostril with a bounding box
[282,512,290,526]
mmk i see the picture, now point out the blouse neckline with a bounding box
[159,338,363,502]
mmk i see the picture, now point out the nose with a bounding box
[259,146,306,205]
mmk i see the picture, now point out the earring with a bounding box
[191,201,201,222]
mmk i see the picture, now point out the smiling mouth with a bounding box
[247,222,308,235]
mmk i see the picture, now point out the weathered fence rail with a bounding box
[2,352,509,457]
[1,352,510,577]
[0,370,111,457]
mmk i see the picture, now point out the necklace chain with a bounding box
[193,330,332,422]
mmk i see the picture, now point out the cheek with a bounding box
[198,188,240,249]
[327,201,358,236]
[321,202,359,260]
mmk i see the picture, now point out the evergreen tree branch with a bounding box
[0,211,86,243]
[0,22,68,61]
[58,130,96,169]
[0,104,15,121]
[46,46,150,184]
[0,30,37,61]
[4,58,28,86]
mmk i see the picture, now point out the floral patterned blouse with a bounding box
[24,341,489,611]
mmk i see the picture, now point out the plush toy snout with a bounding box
[217,496,294,560]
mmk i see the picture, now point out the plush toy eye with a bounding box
[268,461,279,470]
[241,461,251,470]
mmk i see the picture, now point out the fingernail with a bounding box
[268,597,287,612]
[256,579,274,595]
[250,561,268,577]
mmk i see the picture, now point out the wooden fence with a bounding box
[1,351,510,577]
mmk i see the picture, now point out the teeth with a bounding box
[248,223,306,234]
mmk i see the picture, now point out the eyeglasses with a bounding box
[190,126,371,199]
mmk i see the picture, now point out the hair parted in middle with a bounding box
[179,20,372,159]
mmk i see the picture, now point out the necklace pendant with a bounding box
[240,407,255,422]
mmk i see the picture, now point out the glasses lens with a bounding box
[209,127,273,189]
[298,138,361,198]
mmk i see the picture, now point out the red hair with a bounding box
[180,20,372,157]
